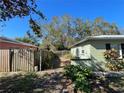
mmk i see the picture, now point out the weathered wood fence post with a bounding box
[9,49,14,72]
[39,50,42,71]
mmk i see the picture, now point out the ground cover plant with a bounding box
[64,65,92,93]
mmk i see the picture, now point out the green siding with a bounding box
[71,39,124,71]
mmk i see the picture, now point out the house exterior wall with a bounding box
[71,44,91,59]
[90,40,124,61]
[71,39,124,71]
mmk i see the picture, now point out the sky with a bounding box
[0,0,124,38]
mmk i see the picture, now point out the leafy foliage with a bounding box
[40,16,120,50]
[16,37,33,44]
[41,50,60,70]
[64,65,92,93]
[16,35,39,46]
[29,18,42,38]
[35,50,60,70]
[104,49,124,71]
[0,0,44,38]
[0,0,44,21]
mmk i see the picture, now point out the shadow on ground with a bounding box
[0,72,124,93]
[0,72,73,93]
[91,76,124,93]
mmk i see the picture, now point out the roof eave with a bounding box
[70,35,124,48]
[0,39,37,49]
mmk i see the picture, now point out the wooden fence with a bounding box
[54,50,70,57]
[0,49,42,72]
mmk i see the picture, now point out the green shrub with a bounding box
[64,65,92,93]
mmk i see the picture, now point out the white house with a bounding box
[70,35,124,71]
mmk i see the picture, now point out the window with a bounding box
[82,50,84,53]
[121,43,124,58]
[106,43,111,50]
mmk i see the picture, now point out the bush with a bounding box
[35,50,60,70]
[64,65,92,93]
[104,49,124,71]
[42,50,60,70]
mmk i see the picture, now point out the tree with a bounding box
[74,19,92,40]
[0,0,44,21]
[40,16,121,50]
[40,16,76,50]
[15,34,40,46]
[0,0,44,37]
[91,17,120,35]
[16,37,32,44]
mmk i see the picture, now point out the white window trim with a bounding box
[119,44,122,59]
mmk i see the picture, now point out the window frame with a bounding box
[121,43,124,58]
[105,43,111,50]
